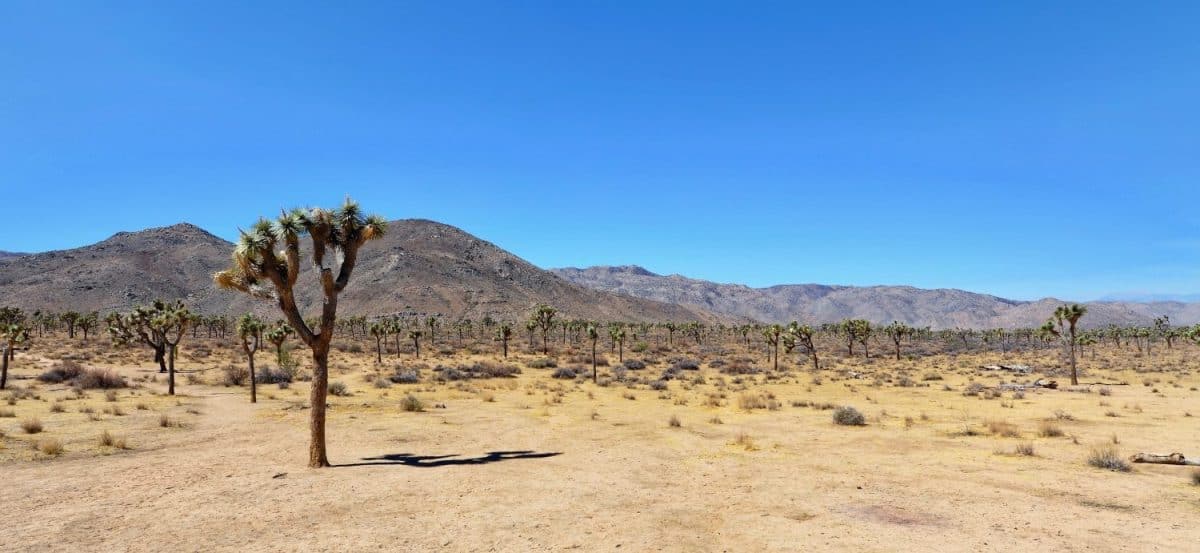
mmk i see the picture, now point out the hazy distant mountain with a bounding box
[1098,292,1200,303]
[0,221,730,324]
[552,265,1200,329]
[0,251,28,259]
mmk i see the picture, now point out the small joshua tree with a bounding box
[369,322,386,364]
[265,322,295,366]
[1044,304,1087,385]
[609,325,627,363]
[495,323,512,358]
[884,321,913,360]
[586,323,599,382]
[214,199,386,468]
[762,324,782,371]
[1,323,29,390]
[108,299,191,395]
[237,313,266,403]
[530,305,557,355]
[408,330,423,359]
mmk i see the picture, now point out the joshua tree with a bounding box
[1045,304,1087,385]
[839,319,872,358]
[884,321,912,360]
[525,319,537,350]
[530,304,557,355]
[108,299,191,395]
[586,323,599,382]
[425,316,439,347]
[408,330,423,359]
[77,311,99,341]
[214,199,386,468]
[609,325,627,363]
[1,323,29,390]
[369,322,386,364]
[786,322,819,370]
[663,322,677,347]
[762,324,782,371]
[495,323,512,358]
[265,322,295,366]
[237,313,266,403]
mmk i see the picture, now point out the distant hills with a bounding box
[0,221,728,323]
[1,222,1194,328]
[552,265,1200,329]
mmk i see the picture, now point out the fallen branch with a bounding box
[1129,452,1200,466]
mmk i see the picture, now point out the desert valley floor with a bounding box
[2,337,1199,552]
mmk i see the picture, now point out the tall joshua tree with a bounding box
[215,199,386,468]
[609,325,627,363]
[408,329,423,359]
[762,324,782,371]
[495,323,512,358]
[586,323,599,382]
[786,322,819,371]
[237,313,265,403]
[530,304,557,355]
[884,321,912,361]
[369,322,386,364]
[1045,304,1087,385]
[108,300,190,394]
[1,323,29,390]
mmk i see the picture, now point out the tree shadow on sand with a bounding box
[336,450,562,468]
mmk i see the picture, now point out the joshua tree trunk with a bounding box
[618,339,624,363]
[591,339,598,383]
[155,346,167,373]
[249,353,257,403]
[167,345,177,395]
[1,345,9,390]
[501,336,508,358]
[773,342,779,371]
[412,337,420,359]
[374,336,382,364]
[309,343,330,467]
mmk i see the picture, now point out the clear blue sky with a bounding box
[3,2,1197,301]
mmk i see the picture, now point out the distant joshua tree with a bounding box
[214,198,386,468]
[1,322,29,390]
[265,322,295,366]
[609,325,627,363]
[1042,304,1087,385]
[236,313,266,403]
[762,324,782,371]
[786,322,819,370]
[530,304,557,355]
[108,299,191,395]
[408,329,423,359]
[495,323,513,358]
[369,322,386,364]
[586,323,599,382]
[884,321,913,360]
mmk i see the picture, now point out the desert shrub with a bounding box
[255,365,295,384]
[38,361,85,383]
[21,418,43,434]
[720,361,761,375]
[659,367,682,381]
[630,341,649,353]
[896,376,915,387]
[1037,420,1064,437]
[962,382,985,396]
[373,378,391,389]
[1098,386,1112,396]
[37,438,64,456]
[526,358,558,369]
[649,379,668,391]
[328,381,351,396]
[1191,469,1200,486]
[0,407,14,418]
[922,372,943,381]
[668,414,681,427]
[985,420,1020,438]
[671,359,700,371]
[551,367,577,380]
[832,406,866,426]
[1087,446,1131,472]
[222,365,250,386]
[623,359,646,370]
[708,359,726,369]
[49,403,65,413]
[1014,442,1035,456]
[435,361,521,381]
[400,394,425,412]
[389,366,422,384]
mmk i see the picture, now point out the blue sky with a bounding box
[3,1,1197,301]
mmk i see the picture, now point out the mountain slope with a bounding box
[0,221,728,323]
[552,265,1200,328]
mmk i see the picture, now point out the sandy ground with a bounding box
[2,338,1199,552]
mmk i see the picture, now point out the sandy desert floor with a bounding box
[2,336,1199,552]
